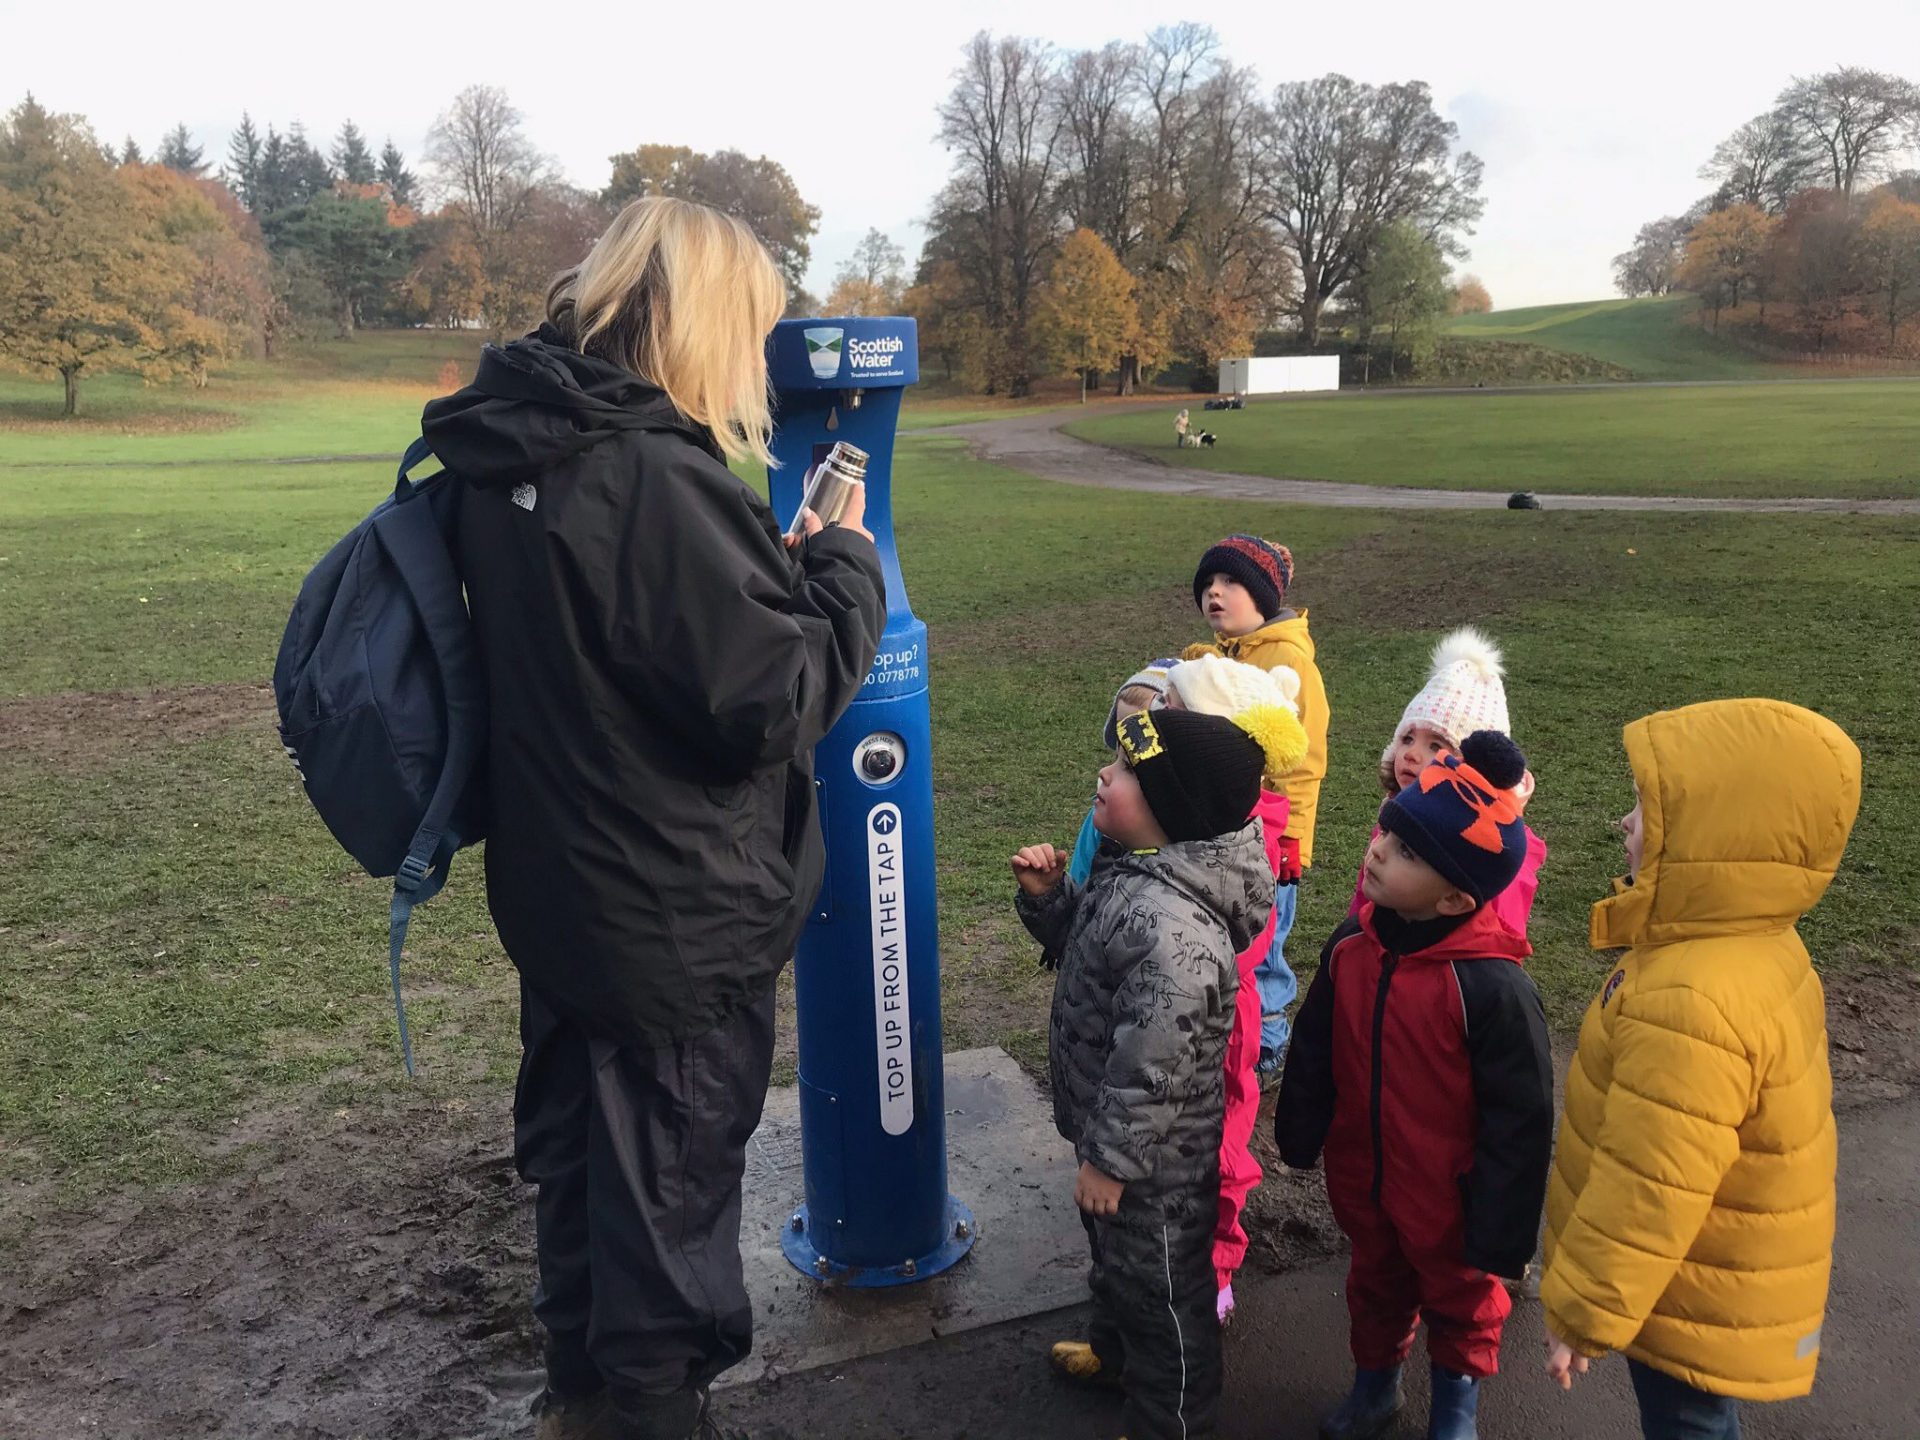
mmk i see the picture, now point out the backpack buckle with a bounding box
[395,852,434,893]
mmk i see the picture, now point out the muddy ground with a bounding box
[0,683,278,773]
[3,967,1917,1440]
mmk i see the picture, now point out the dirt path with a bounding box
[722,1095,1920,1440]
[724,966,1920,1437]
[932,405,1920,514]
[2,969,1913,1439]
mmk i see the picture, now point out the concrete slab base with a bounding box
[720,1046,1085,1388]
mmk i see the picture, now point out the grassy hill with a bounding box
[1442,296,1782,381]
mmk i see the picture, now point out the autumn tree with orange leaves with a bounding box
[1032,228,1140,401]
[1677,203,1780,328]
[0,98,254,413]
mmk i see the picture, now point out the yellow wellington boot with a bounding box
[1047,1340,1123,1390]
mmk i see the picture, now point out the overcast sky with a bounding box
[8,0,1920,311]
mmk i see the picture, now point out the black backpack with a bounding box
[273,439,487,1075]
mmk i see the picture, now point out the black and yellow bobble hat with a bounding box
[1115,708,1268,843]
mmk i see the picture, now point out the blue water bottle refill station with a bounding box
[765,316,974,1286]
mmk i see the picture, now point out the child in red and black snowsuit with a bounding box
[1277,731,1554,1440]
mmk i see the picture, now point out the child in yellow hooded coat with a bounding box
[1540,698,1862,1439]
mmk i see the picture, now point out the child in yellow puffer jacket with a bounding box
[1540,698,1862,1440]
[1187,535,1330,1082]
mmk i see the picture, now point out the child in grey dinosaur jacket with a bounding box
[1013,706,1285,1440]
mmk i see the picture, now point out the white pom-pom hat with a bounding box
[1167,655,1309,785]
[1394,628,1511,745]
[1381,627,1533,803]
[1168,654,1302,720]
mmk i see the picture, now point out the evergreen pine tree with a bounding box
[332,120,376,185]
[157,123,206,176]
[378,138,417,208]
[226,112,263,210]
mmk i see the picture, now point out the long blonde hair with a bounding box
[547,196,787,468]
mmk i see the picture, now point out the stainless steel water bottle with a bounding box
[785,441,869,537]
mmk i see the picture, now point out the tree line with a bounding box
[3,24,1500,414]
[1614,67,1920,352]
[0,89,843,414]
[904,25,1488,395]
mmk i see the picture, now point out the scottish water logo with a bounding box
[847,332,908,376]
[804,326,845,380]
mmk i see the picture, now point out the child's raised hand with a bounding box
[1012,844,1068,897]
[1074,1160,1125,1216]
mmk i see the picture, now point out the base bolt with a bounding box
[814,1256,831,1276]
[955,1220,972,1240]
[901,1259,918,1277]
[791,1213,805,1232]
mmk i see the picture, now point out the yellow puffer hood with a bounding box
[1591,699,1861,951]
[1542,698,1862,1401]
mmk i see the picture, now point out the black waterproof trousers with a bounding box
[1081,1182,1222,1440]
[514,980,777,1440]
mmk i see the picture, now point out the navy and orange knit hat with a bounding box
[1193,535,1294,620]
[1379,731,1530,902]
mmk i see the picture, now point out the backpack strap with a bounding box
[396,436,440,495]
[375,440,484,1076]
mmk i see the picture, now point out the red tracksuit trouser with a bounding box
[1330,1185,1510,1379]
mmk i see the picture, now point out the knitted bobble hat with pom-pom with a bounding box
[1394,628,1512,750]
[1379,730,1531,902]
[1193,535,1293,620]
[1168,655,1309,786]
[1230,703,1310,789]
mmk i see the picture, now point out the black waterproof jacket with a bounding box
[425,327,885,1046]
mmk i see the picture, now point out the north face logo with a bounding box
[510,483,537,512]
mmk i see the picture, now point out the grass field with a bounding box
[1441,295,1786,381]
[0,334,1059,469]
[5,334,1918,1200]
[1066,378,1920,499]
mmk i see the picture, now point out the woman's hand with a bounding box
[782,482,874,549]
[1012,844,1067,897]
[835,480,874,543]
[782,507,824,551]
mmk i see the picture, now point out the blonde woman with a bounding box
[424,197,884,1440]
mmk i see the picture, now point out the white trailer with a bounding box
[1217,355,1340,397]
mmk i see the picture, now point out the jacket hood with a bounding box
[419,325,712,487]
[1221,611,1313,661]
[1118,821,1272,953]
[1591,698,1861,950]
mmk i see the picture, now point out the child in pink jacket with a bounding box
[1348,629,1546,938]
[1167,655,1308,1324]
